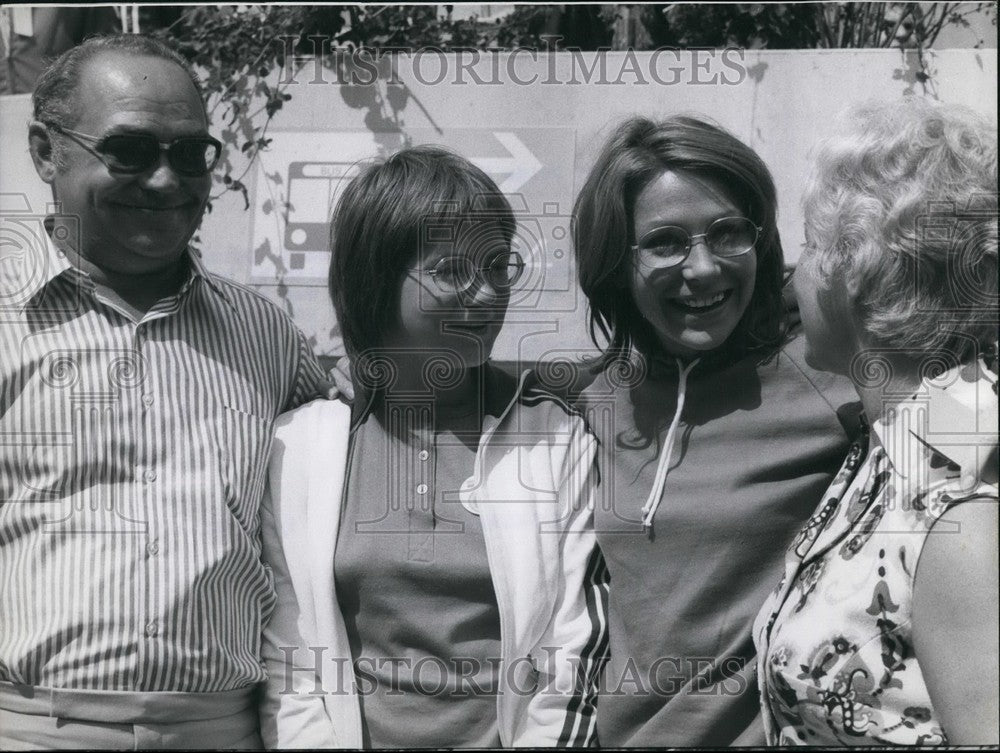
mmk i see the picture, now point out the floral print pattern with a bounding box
[753,359,998,746]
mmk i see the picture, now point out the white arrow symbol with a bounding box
[472,132,542,194]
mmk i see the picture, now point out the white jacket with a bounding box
[259,373,608,748]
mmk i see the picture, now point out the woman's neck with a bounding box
[850,349,924,425]
[383,355,486,424]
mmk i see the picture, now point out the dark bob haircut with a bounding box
[573,115,787,370]
[328,145,516,359]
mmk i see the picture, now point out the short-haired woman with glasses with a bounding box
[257,145,608,748]
[572,115,858,746]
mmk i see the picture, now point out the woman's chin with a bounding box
[654,329,734,359]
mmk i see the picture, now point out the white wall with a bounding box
[2,49,996,361]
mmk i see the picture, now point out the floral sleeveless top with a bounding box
[753,358,998,746]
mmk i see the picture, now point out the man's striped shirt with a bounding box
[0,226,324,691]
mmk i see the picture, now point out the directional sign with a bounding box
[250,130,392,284]
[470,132,543,193]
[249,128,574,287]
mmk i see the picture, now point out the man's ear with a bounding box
[28,121,59,184]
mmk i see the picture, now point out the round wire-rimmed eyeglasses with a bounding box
[632,216,763,269]
[407,251,526,295]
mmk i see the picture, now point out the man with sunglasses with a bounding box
[0,34,327,749]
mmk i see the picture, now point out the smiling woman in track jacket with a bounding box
[258,146,608,749]
[572,115,858,747]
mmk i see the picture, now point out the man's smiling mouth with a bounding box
[113,202,191,211]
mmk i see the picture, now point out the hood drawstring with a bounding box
[640,357,700,531]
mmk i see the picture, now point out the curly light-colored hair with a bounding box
[803,97,997,360]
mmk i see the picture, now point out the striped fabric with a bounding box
[560,546,611,747]
[490,377,612,747]
[515,379,610,747]
[0,228,325,691]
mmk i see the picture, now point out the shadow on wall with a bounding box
[252,53,440,350]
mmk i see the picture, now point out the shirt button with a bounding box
[418,450,429,461]
[144,621,158,637]
[146,540,159,556]
[142,394,154,407]
[143,469,157,483]
[416,483,428,495]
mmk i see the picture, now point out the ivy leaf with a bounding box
[254,237,272,265]
[265,97,284,118]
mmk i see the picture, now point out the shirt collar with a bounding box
[182,246,234,306]
[352,363,530,433]
[871,357,998,488]
[5,223,233,310]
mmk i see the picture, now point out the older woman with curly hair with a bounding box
[754,97,998,746]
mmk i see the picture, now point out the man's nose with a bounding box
[681,237,721,280]
[141,152,182,191]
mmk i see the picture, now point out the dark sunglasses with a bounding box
[45,122,222,177]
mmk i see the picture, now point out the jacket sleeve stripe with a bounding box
[558,546,611,747]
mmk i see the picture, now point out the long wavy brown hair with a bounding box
[574,115,789,372]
